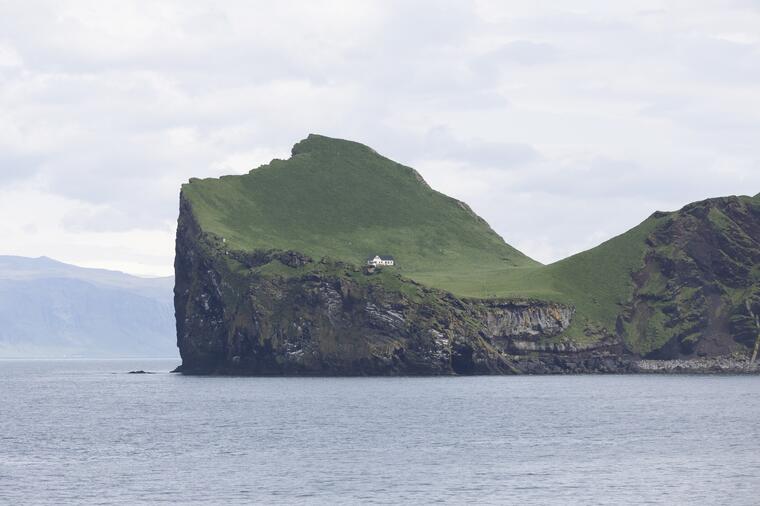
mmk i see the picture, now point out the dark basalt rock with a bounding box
[173,194,619,375]
[174,190,760,375]
[619,196,760,358]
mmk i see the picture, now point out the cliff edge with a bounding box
[174,135,760,374]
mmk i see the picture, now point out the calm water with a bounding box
[1,360,759,505]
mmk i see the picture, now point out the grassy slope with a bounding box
[416,195,760,340]
[183,134,538,280]
[544,194,759,341]
[183,134,759,342]
[539,216,665,337]
[413,215,665,340]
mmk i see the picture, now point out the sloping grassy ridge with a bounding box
[182,134,760,355]
[183,134,536,277]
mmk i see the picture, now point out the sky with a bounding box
[1,1,759,276]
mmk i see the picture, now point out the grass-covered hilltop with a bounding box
[175,134,760,375]
[183,134,537,279]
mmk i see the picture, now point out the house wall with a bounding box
[368,257,394,266]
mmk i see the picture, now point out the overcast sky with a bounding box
[1,1,759,276]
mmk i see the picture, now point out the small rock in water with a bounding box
[128,370,153,374]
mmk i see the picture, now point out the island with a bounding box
[173,134,760,375]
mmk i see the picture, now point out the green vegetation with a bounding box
[183,134,760,344]
[184,134,536,276]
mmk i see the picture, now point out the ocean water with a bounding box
[1,360,759,505]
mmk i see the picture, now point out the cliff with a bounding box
[619,196,760,358]
[175,196,632,374]
[174,134,760,374]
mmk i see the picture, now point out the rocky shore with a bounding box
[634,355,759,374]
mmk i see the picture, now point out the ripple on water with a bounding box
[1,361,759,505]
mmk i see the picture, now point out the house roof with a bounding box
[367,255,394,261]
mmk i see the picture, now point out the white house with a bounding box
[367,255,395,267]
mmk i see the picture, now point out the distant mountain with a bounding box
[0,256,176,358]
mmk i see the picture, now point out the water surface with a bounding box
[1,360,759,505]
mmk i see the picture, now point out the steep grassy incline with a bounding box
[182,134,538,282]
[448,195,760,350]
[417,213,667,342]
[180,134,759,358]
[538,215,666,337]
[539,195,760,352]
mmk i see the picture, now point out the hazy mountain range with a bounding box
[0,255,176,358]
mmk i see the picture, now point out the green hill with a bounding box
[482,215,667,339]
[477,194,760,348]
[182,134,538,281]
[180,134,760,358]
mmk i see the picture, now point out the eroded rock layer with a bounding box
[173,135,760,374]
[174,197,630,374]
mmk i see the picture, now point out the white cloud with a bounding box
[0,0,759,274]
[0,183,174,276]
[0,44,22,67]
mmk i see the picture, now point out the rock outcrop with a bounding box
[619,196,760,358]
[174,195,629,374]
[173,134,760,375]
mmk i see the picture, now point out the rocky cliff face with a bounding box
[175,191,760,375]
[619,196,760,359]
[174,194,630,374]
[173,135,759,374]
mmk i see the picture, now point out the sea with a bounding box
[1,359,759,505]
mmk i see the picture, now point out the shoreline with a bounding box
[173,355,760,376]
[633,356,759,374]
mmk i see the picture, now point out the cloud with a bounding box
[489,41,560,66]
[0,0,759,274]
[418,126,541,168]
[0,44,23,67]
